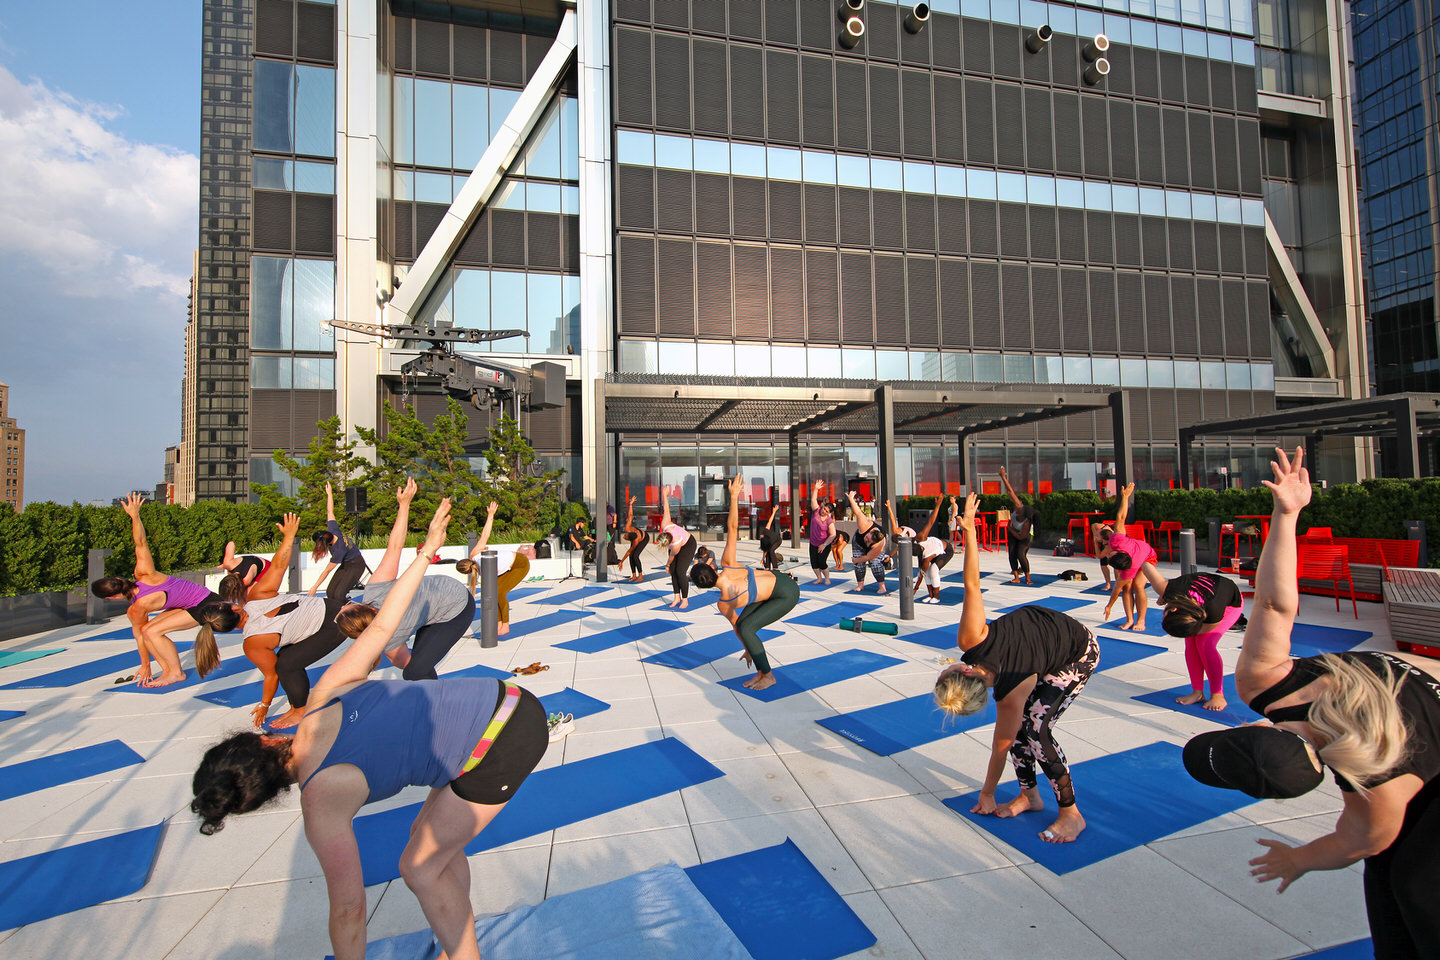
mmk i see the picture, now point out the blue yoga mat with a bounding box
[641,630,777,670]
[534,586,613,606]
[1095,636,1167,672]
[995,596,1095,616]
[0,649,63,669]
[589,590,664,610]
[896,624,959,650]
[785,601,880,628]
[1290,623,1372,657]
[1009,573,1064,588]
[107,651,254,694]
[721,649,906,702]
[552,619,683,654]
[505,608,593,639]
[686,839,877,960]
[77,626,141,641]
[0,740,146,803]
[353,736,724,885]
[799,579,850,593]
[651,592,720,612]
[193,667,324,708]
[1300,940,1374,959]
[538,687,610,720]
[1101,608,1170,637]
[443,663,512,681]
[0,822,164,930]
[1081,583,1113,595]
[818,694,996,756]
[0,710,22,724]
[942,741,1252,873]
[503,586,547,602]
[1131,675,1259,727]
[0,643,193,690]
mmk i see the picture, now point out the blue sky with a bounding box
[0,1,200,505]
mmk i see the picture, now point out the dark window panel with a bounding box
[1053,90,1082,175]
[657,238,695,337]
[962,18,991,73]
[619,236,656,335]
[873,190,905,249]
[1060,266,1089,351]
[1162,106,1189,187]
[1081,93,1109,178]
[806,249,839,342]
[970,260,1001,348]
[1185,57,1210,108]
[1104,47,1131,96]
[395,16,413,71]
[490,29,523,85]
[999,202,1028,259]
[453,23,486,80]
[868,2,900,62]
[615,0,651,23]
[1148,392,1177,442]
[1172,275,1198,355]
[1193,221,1219,273]
[696,173,732,237]
[296,2,334,62]
[1090,270,1117,352]
[1029,206,1056,261]
[932,12,962,70]
[870,64,903,155]
[934,74,964,161]
[767,50,801,142]
[1158,51,1185,103]
[838,187,872,247]
[1025,87,1053,172]
[653,34,691,130]
[731,45,766,140]
[801,55,835,147]
[527,213,561,269]
[1051,28,1079,91]
[1022,28,1051,83]
[729,0,764,42]
[1142,273,1171,354]
[841,252,874,344]
[394,200,413,260]
[969,199,997,257]
[1168,219,1194,271]
[964,78,994,165]
[1202,389,1229,421]
[1002,262,1030,350]
[1238,120,1263,194]
[938,257,970,348]
[1189,114,1215,190]
[899,5,932,64]
[693,40,730,137]
[615,29,652,127]
[799,0,834,51]
[937,196,967,254]
[1131,46,1159,101]
[456,210,487,266]
[734,244,770,338]
[769,179,804,242]
[804,183,836,244]
[1211,62,1235,111]
[693,0,727,34]
[293,194,333,255]
[617,165,656,231]
[991,22,1022,79]
[903,70,934,158]
[1135,104,1164,184]
[252,190,292,252]
[732,177,768,239]
[906,193,937,252]
[1234,65,1258,114]
[1213,115,1239,191]
[1222,279,1248,358]
[875,255,908,346]
[697,241,734,335]
[1058,208,1086,262]
[765,0,798,47]
[1141,216,1168,269]
[656,169,694,235]
[1218,223,1245,275]
[414,19,449,76]
[255,0,293,59]
[1244,226,1267,278]
[1086,210,1114,263]
[1195,278,1222,352]
[994,84,1024,167]
[771,247,806,341]
[489,209,525,266]
[1248,281,1270,358]
[1031,265,1060,349]
[908,257,939,347]
[653,0,688,29]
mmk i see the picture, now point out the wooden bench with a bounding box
[1385,568,1440,658]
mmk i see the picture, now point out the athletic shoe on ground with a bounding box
[547,712,575,742]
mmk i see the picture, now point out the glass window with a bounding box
[876,350,909,380]
[1147,358,1175,386]
[1156,23,1184,52]
[529,274,565,353]
[1130,17,1157,46]
[936,165,966,198]
[419,270,455,327]
[616,129,654,166]
[911,351,943,380]
[414,78,452,168]
[698,341,736,376]
[293,357,335,390]
[1111,183,1140,214]
[250,256,292,350]
[1037,355,1064,382]
[1251,362,1275,390]
[694,138,731,175]
[292,259,334,351]
[1056,177,1086,208]
[1047,2,1078,33]
[1084,180,1112,210]
[961,0,990,18]
[1027,175,1056,206]
[654,133,691,171]
[1021,0,1048,26]
[1225,361,1251,389]
[491,269,527,327]
[992,0,1021,24]
[997,171,1028,203]
[393,75,413,166]
[1242,198,1266,226]
[1063,355,1092,383]
[491,180,525,210]
[1120,357,1148,386]
[1174,359,1201,387]
[415,171,453,203]
[561,96,580,181]
[974,353,1003,381]
[904,162,936,194]
[1217,195,1243,224]
[1005,354,1035,382]
[967,168,997,200]
[772,344,806,373]
[735,342,771,375]
[619,339,658,373]
[842,347,876,379]
[1076,8,1105,36]
[490,88,519,138]
[453,268,491,336]
[767,146,803,182]
[527,181,563,213]
[836,153,870,188]
[871,157,904,191]
[254,60,294,153]
[294,64,336,158]
[659,340,698,375]
[1103,14,1131,42]
[808,346,843,378]
[293,160,334,194]
[251,356,290,389]
[803,150,836,184]
[731,141,766,178]
[1200,360,1227,388]
[393,168,414,202]
[254,156,290,190]
[1207,33,1231,59]
[1190,193,1217,221]
[1139,187,1167,216]
[562,276,580,352]
[1165,190,1192,218]
[943,352,973,381]
[523,102,562,179]
[1182,28,1209,57]
[1232,38,1254,66]
[1091,356,1121,384]
[452,82,489,172]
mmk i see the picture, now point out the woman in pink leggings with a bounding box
[1139,563,1244,710]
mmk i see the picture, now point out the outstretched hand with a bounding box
[277,513,301,538]
[121,492,145,519]
[1263,447,1312,516]
[486,500,498,517]
[728,474,744,497]
[958,492,979,532]
[1121,482,1135,499]
[423,499,453,553]
[1250,838,1305,893]
[396,476,418,505]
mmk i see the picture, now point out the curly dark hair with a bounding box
[191,733,294,835]
[689,561,718,589]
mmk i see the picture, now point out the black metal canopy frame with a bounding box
[1177,392,1440,484]
[588,374,1135,580]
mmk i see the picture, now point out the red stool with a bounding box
[1157,521,1182,561]
[1219,522,1258,570]
[1068,517,1090,554]
[993,510,1010,549]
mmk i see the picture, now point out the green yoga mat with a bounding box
[838,617,898,635]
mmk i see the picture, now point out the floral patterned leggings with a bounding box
[1009,633,1100,808]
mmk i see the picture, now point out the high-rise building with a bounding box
[1351,0,1440,474]
[177,251,200,506]
[0,381,25,512]
[190,0,1367,511]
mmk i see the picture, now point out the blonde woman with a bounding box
[1181,448,1440,960]
[455,500,533,638]
[934,493,1099,844]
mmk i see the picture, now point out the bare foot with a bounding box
[1203,693,1228,711]
[847,585,864,593]
[742,671,776,690]
[876,587,888,595]
[996,792,1045,819]
[1024,577,1033,586]
[1010,575,1021,583]
[676,599,689,610]
[1039,807,1085,843]
[497,622,510,637]
[1128,622,1148,632]
[1175,691,1205,706]
[1120,619,1135,630]
[143,670,187,688]
[268,707,306,729]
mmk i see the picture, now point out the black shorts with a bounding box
[184,592,224,624]
[449,684,548,805]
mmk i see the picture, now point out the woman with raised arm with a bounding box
[90,493,223,686]
[884,497,954,604]
[844,490,889,595]
[807,480,835,585]
[618,495,650,582]
[656,492,698,609]
[934,493,1100,844]
[758,503,784,571]
[194,513,355,729]
[218,543,270,594]
[306,482,367,601]
[1097,483,1156,631]
[1136,559,1244,711]
[190,498,547,960]
[1179,449,1440,960]
[454,500,532,638]
[998,467,1039,585]
[689,475,800,691]
[333,479,474,680]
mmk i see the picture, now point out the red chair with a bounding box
[1297,544,1357,618]
[1303,527,1334,539]
[1068,517,1091,554]
[1129,520,1155,546]
[1157,521,1183,561]
[1219,522,1259,570]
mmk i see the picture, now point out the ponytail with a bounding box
[455,557,480,593]
[193,625,221,678]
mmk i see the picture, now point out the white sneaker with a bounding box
[547,712,575,742]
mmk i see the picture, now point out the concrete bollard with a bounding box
[479,550,499,649]
[288,547,302,594]
[898,537,915,621]
[86,548,112,624]
[1180,529,1197,577]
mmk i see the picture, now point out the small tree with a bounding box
[263,415,369,531]
[482,414,564,533]
[357,399,488,535]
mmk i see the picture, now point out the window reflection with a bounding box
[452,82,489,171]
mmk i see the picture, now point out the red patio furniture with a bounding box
[1297,543,1357,618]
[1157,521,1183,561]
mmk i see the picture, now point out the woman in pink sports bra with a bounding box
[1096,484,1156,631]
[88,492,225,686]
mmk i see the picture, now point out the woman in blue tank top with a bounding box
[190,497,547,960]
[689,475,800,692]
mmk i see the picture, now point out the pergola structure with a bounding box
[589,374,1134,580]
[1178,393,1440,485]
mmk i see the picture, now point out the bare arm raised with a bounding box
[955,493,988,650]
[250,514,302,602]
[469,501,499,558]
[721,474,743,568]
[122,493,157,579]
[370,478,418,584]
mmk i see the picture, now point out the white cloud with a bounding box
[0,64,197,301]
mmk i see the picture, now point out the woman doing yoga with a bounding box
[455,500,532,638]
[1098,483,1155,631]
[690,475,800,692]
[1136,561,1243,711]
[333,479,474,680]
[844,490,889,595]
[934,492,1099,844]
[1180,448,1440,960]
[999,467,1038,585]
[90,493,223,686]
[882,496,954,603]
[758,504,784,571]
[618,495,649,582]
[657,492,697,609]
[807,480,835,585]
[191,498,547,960]
[306,482,367,601]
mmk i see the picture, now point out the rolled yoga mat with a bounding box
[837,617,899,635]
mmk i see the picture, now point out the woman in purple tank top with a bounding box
[190,497,547,960]
[89,493,226,686]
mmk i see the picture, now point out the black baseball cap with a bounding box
[1182,726,1324,799]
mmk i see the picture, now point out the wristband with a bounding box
[259,701,272,708]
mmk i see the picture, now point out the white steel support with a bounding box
[1265,213,1336,379]
[577,0,613,510]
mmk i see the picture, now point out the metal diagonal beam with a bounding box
[788,401,873,434]
[693,400,742,431]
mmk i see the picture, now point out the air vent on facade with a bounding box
[840,17,865,48]
[1083,34,1110,61]
[839,0,865,18]
[1083,58,1111,85]
[1026,24,1052,53]
[905,4,930,33]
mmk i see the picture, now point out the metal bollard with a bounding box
[1179,529,1197,577]
[467,532,478,555]
[288,547,302,594]
[898,537,915,621]
[1205,517,1221,568]
[86,548,112,623]
[479,550,499,648]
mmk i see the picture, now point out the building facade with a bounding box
[0,381,26,513]
[188,0,1369,512]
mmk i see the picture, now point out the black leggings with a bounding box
[627,534,647,576]
[1363,780,1440,959]
[1011,633,1099,807]
[275,596,349,708]
[808,541,830,571]
[327,557,366,601]
[671,537,698,599]
[734,571,799,674]
[1008,537,1032,577]
[404,595,477,681]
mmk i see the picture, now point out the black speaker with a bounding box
[345,485,367,514]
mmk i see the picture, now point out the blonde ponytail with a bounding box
[455,558,479,593]
[194,625,221,678]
